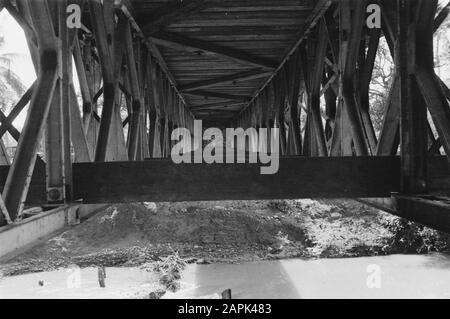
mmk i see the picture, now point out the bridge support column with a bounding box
[2,0,59,223]
[398,0,433,194]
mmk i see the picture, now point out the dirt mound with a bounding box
[61,201,307,252]
[0,199,394,276]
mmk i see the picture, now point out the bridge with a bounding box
[0,0,449,251]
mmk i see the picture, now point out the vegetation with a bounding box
[381,215,450,254]
[0,19,26,114]
[369,38,394,133]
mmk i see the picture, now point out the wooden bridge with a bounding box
[0,0,449,233]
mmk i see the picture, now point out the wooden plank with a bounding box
[73,156,403,203]
[149,31,278,70]
[179,69,271,92]
[141,0,208,35]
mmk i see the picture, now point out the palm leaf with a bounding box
[0,66,26,96]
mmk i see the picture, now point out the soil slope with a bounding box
[0,199,393,276]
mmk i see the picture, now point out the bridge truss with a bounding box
[0,0,449,232]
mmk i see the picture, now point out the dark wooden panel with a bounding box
[0,158,47,205]
[429,155,450,196]
[73,156,404,203]
[5,156,446,205]
[394,195,450,234]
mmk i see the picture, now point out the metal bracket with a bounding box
[47,187,64,202]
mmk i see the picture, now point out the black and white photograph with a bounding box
[0,0,449,307]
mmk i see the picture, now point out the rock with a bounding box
[268,246,282,254]
[196,258,210,265]
[143,202,157,213]
[184,257,197,264]
[149,290,166,299]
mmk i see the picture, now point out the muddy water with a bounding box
[168,254,450,299]
[0,267,159,299]
[1,254,450,299]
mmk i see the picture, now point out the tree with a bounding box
[0,30,26,114]
[369,37,394,134]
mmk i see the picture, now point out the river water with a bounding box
[1,254,450,299]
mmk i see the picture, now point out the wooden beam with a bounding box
[73,157,403,203]
[124,20,142,161]
[0,80,33,139]
[376,77,400,156]
[398,0,433,193]
[190,101,245,111]
[2,0,59,222]
[0,112,20,141]
[434,1,450,32]
[305,19,328,157]
[285,51,302,155]
[0,156,450,206]
[69,85,93,162]
[179,69,271,92]
[73,37,93,131]
[149,31,278,70]
[185,90,251,102]
[341,0,369,156]
[415,69,450,164]
[90,3,127,161]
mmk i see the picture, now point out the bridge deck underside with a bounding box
[128,0,326,126]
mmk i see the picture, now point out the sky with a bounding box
[0,10,35,87]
